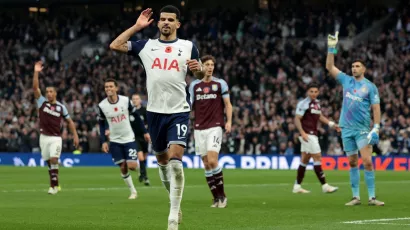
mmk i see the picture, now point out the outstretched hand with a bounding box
[136,8,154,29]
[34,61,44,72]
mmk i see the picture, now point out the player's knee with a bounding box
[362,159,373,170]
[50,158,59,165]
[207,158,218,168]
[349,159,358,167]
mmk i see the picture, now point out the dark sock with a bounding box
[314,164,326,185]
[50,164,59,187]
[139,160,147,179]
[213,170,225,198]
[296,164,307,185]
[205,173,218,199]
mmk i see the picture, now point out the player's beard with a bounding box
[161,27,173,37]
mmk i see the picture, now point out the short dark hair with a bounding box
[132,93,140,98]
[160,5,180,20]
[104,78,118,87]
[307,82,320,90]
[46,86,57,92]
[352,59,366,68]
[201,55,216,64]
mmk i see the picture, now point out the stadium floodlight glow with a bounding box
[39,8,48,13]
[136,6,142,11]
[29,7,38,12]
[181,1,185,6]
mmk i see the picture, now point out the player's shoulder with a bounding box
[212,77,227,85]
[190,79,202,87]
[297,97,311,107]
[99,98,109,107]
[364,78,377,88]
[56,101,67,108]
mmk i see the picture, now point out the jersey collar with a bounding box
[158,38,179,43]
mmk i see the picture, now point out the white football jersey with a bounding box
[127,38,200,114]
[98,95,135,143]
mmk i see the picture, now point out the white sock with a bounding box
[122,173,137,194]
[168,159,184,222]
[158,163,170,194]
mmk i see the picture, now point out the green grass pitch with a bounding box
[0,167,409,230]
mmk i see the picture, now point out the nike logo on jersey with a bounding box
[178,136,186,139]
[151,48,159,51]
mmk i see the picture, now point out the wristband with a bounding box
[374,124,380,130]
[328,47,337,54]
[328,121,335,128]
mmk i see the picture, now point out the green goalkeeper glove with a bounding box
[327,31,339,54]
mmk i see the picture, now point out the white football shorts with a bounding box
[39,134,63,160]
[194,126,223,157]
[298,134,321,154]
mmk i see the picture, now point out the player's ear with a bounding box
[176,21,181,29]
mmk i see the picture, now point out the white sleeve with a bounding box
[296,101,308,116]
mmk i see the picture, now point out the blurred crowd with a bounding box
[0,2,409,156]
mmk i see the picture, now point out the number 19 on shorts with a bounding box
[176,124,187,139]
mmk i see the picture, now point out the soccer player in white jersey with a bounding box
[32,61,79,195]
[98,78,147,199]
[189,55,232,208]
[110,6,205,229]
[326,31,384,206]
[293,82,339,194]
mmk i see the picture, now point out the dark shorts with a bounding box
[110,141,138,165]
[136,138,149,153]
[146,111,190,154]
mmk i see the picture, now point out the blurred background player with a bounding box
[189,55,232,208]
[293,82,339,194]
[32,61,79,195]
[98,79,147,199]
[130,93,151,186]
[109,6,205,229]
[326,31,384,206]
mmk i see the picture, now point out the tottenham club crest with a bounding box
[212,84,218,91]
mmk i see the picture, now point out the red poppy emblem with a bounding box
[204,87,210,94]
[114,107,118,112]
[165,47,172,53]
[51,107,55,111]
[354,90,357,93]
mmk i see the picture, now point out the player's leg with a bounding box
[139,140,150,185]
[202,155,219,207]
[165,112,190,228]
[311,153,338,193]
[343,129,362,205]
[206,127,226,208]
[136,140,146,183]
[110,142,137,199]
[147,111,171,194]
[40,135,54,194]
[142,151,150,185]
[47,136,62,195]
[195,129,218,206]
[125,142,139,199]
[293,152,311,193]
[356,134,384,206]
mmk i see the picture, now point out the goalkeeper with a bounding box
[325,32,384,206]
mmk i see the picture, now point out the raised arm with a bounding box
[33,61,43,99]
[109,8,154,53]
[326,31,341,79]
